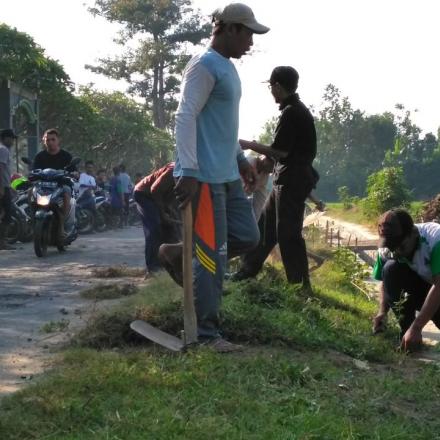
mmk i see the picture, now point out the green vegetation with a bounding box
[40,319,70,334]
[363,167,411,218]
[3,255,440,439]
[0,24,173,174]
[88,0,211,130]
[326,201,426,229]
[314,85,440,201]
[326,203,375,229]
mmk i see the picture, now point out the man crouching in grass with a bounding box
[372,208,440,351]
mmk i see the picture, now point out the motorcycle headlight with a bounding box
[36,194,51,206]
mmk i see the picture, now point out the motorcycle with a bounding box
[27,158,81,257]
[75,189,95,235]
[10,175,33,243]
[75,189,109,233]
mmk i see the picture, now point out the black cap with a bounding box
[269,66,299,92]
[0,128,17,140]
[377,208,414,250]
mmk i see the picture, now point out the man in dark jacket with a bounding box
[233,66,317,287]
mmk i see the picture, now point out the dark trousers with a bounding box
[134,192,162,272]
[241,183,309,284]
[0,187,12,225]
[382,259,439,334]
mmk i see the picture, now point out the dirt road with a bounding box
[0,226,145,395]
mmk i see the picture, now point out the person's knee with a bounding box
[382,259,404,282]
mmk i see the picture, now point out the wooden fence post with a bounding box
[330,228,333,247]
[325,221,329,244]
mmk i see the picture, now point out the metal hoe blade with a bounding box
[130,320,184,352]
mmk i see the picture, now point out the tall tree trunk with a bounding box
[157,60,166,129]
[152,65,160,128]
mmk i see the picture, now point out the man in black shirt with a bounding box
[33,129,73,170]
[33,128,76,235]
[234,66,317,287]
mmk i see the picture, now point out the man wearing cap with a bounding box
[373,208,440,350]
[159,3,269,352]
[0,129,17,250]
[233,66,318,288]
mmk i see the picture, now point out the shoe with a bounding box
[201,337,244,353]
[0,241,16,250]
[158,243,183,287]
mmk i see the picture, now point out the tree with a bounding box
[87,0,211,130]
[75,87,173,172]
[0,24,72,93]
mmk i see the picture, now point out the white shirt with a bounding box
[79,172,96,196]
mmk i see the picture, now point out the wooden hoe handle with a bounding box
[182,203,198,344]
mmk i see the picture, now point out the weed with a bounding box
[40,319,70,333]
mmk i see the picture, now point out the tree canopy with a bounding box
[87,0,211,130]
[0,23,173,175]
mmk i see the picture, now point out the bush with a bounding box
[337,186,354,210]
[362,167,411,218]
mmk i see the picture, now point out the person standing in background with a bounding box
[0,129,17,250]
[109,166,124,228]
[119,164,133,226]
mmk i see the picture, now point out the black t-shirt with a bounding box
[33,149,73,171]
[271,94,317,188]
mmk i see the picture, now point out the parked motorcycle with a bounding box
[10,175,33,243]
[75,189,109,233]
[27,158,81,257]
[75,190,95,235]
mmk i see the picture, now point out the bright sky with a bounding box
[1,0,439,139]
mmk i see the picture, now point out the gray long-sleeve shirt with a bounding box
[0,143,11,188]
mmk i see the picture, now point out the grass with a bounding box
[1,253,440,439]
[325,203,375,230]
[325,201,425,230]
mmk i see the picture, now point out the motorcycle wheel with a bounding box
[94,210,107,232]
[34,218,48,257]
[76,208,94,234]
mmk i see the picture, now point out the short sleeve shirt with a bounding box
[33,149,72,170]
[373,222,440,284]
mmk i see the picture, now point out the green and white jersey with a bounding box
[373,222,440,284]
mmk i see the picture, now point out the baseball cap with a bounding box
[0,128,17,139]
[212,3,270,34]
[377,208,414,250]
[268,66,299,91]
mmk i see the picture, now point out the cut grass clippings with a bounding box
[91,265,145,279]
[2,253,440,439]
[80,283,138,301]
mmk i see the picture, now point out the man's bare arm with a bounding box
[239,139,288,160]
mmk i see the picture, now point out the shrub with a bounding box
[362,167,411,218]
[337,186,353,210]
